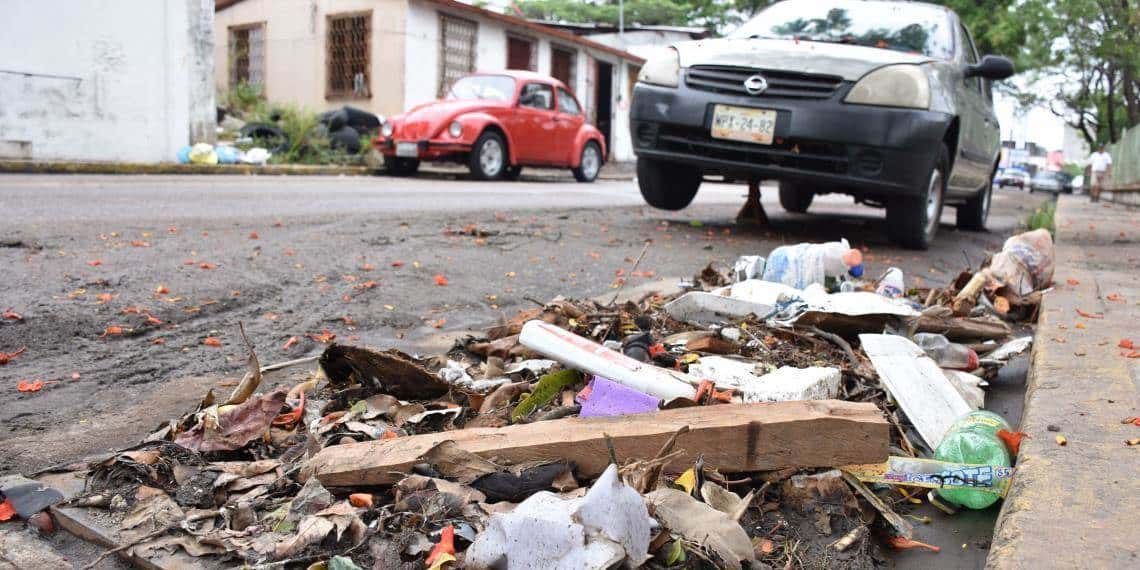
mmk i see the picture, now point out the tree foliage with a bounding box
[513,0,775,31]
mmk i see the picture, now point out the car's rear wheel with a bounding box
[468,131,506,180]
[383,156,420,177]
[503,165,522,181]
[778,181,814,213]
[957,172,993,231]
[887,144,947,250]
[573,141,602,183]
[637,158,701,210]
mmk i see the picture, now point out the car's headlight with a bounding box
[381,122,394,137]
[638,49,680,88]
[845,65,930,110]
[448,121,462,138]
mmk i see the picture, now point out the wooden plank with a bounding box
[859,334,971,449]
[916,315,1011,341]
[302,400,889,488]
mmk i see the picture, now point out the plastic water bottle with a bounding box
[934,410,1012,509]
[914,333,979,370]
[760,239,863,290]
[876,267,905,298]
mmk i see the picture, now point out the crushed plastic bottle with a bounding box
[914,333,979,370]
[876,267,905,298]
[934,410,1013,509]
[732,255,765,282]
[760,239,863,290]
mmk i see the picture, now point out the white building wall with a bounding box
[0,0,215,162]
[402,0,638,161]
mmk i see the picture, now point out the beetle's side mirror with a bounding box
[966,55,1015,80]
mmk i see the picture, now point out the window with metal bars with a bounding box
[438,14,477,97]
[326,12,371,99]
[229,23,265,90]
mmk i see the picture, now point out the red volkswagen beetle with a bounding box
[376,71,605,182]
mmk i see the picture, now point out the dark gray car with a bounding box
[630,0,1014,249]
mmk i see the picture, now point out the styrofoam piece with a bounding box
[662,292,774,325]
[979,336,1033,366]
[729,280,918,319]
[466,464,652,569]
[686,356,841,403]
[942,370,985,410]
[859,334,971,449]
[578,376,661,417]
[519,321,697,401]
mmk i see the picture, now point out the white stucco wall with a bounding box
[0,0,215,162]
[215,0,406,118]
[403,1,634,161]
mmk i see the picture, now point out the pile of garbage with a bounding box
[4,231,1054,569]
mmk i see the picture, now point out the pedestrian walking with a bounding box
[1088,144,1113,202]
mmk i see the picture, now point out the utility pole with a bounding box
[619,0,624,38]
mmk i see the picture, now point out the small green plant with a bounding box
[224,82,264,114]
[1026,199,1056,234]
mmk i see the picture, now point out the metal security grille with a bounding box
[326,13,371,99]
[439,14,477,97]
[229,24,265,89]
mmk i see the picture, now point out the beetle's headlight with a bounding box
[638,48,680,88]
[380,121,394,137]
[448,121,462,138]
[845,65,930,110]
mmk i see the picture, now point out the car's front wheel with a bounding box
[468,131,506,180]
[887,144,947,250]
[778,181,814,213]
[956,177,992,231]
[637,158,701,210]
[383,156,420,177]
[572,141,602,183]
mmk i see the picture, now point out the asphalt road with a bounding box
[1,173,1041,476]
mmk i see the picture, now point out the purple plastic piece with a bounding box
[578,375,661,417]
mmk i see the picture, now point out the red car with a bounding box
[376,71,605,182]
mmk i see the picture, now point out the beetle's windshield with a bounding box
[448,75,516,102]
[730,0,954,59]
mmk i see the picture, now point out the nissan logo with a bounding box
[743,74,768,95]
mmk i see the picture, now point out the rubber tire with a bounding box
[383,155,420,177]
[468,131,507,180]
[637,158,701,210]
[572,141,603,183]
[503,165,522,181]
[956,173,993,231]
[329,125,362,154]
[886,144,948,250]
[778,181,814,213]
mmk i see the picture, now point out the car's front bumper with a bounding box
[374,137,472,161]
[630,80,953,199]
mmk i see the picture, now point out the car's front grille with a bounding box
[655,125,848,174]
[686,66,843,99]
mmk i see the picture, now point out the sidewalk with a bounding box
[988,195,1138,568]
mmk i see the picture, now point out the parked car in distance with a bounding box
[375,71,605,182]
[1029,171,1072,194]
[996,168,1029,189]
[630,0,1015,249]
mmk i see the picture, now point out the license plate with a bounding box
[396,142,418,157]
[711,105,776,145]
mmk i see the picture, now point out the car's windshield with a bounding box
[730,0,953,59]
[1033,172,1061,182]
[448,75,516,102]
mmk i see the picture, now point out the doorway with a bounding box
[594,60,613,159]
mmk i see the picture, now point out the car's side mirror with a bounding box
[966,55,1015,80]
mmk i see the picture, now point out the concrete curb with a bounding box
[986,196,1138,568]
[0,160,373,176]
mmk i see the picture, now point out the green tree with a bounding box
[513,0,775,32]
